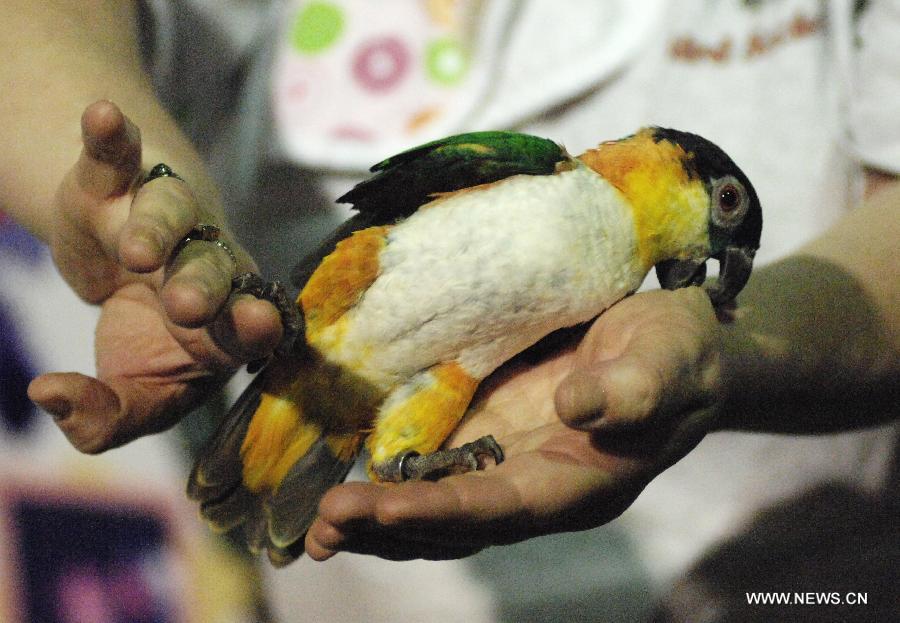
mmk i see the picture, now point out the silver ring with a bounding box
[397,451,421,481]
[174,224,238,271]
[144,162,183,184]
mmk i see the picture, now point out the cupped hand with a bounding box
[305,287,724,560]
[28,101,284,453]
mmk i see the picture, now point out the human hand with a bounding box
[304,287,723,560]
[28,101,284,453]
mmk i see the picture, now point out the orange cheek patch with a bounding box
[300,226,391,340]
[578,128,691,198]
[579,129,707,268]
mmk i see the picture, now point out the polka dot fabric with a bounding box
[272,0,490,170]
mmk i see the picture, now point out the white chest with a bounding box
[328,166,645,384]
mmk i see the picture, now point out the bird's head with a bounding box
[579,127,762,306]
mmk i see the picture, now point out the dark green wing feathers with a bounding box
[290,131,568,287]
[340,131,568,216]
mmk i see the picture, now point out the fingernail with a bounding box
[39,397,73,421]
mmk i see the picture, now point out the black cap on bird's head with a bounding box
[650,128,762,306]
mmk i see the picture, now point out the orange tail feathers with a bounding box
[188,356,364,566]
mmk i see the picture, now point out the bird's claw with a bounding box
[375,435,505,482]
[231,272,302,371]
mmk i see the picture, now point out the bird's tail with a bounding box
[187,353,366,567]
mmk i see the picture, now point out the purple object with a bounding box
[0,299,37,434]
[0,211,46,265]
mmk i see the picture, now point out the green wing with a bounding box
[291,131,568,287]
[339,131,568,217]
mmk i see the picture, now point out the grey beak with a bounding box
[704,246,756,306]
[656,246,756,306]
[656,258,708,291]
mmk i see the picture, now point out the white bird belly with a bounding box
[327,165,644,384]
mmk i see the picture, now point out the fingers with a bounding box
[116,153,234,328]
[76,100,142,201]
[307,479,510,561]
[51,101,144,302]
[160,240,236,328]
[127,193,284,350]
[81,99,282,351]
[119,176,200,274]
[306,498,485,562]
[207,294,285,363]
[36,102,288,458]
[307,528,484,562]
[307,452,566,560]
[75,100,202,280]
[74,100,235,328]
[555,288,721,431]
[306,442,629,561]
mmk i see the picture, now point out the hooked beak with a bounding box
[655,245,756,306]
[703,246,755,306]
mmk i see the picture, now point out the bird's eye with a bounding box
[710,176,749,229]
[719,184,740,211]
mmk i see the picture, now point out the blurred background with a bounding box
[1,0,897,621]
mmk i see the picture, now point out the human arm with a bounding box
[304,177,899,561]
[0,0,282,450]
[714,176,899,432]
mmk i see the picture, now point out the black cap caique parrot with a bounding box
[188,128,762,566]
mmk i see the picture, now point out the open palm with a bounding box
[306,287,723,560]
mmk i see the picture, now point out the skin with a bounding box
[3,0,898,561]
[0,1,283,451]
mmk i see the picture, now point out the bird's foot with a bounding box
[232,272,302,370]
[374,435,504,482]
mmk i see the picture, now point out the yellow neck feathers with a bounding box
[579,129,710,270]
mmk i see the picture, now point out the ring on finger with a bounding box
[174,224,238,274]
[144,162,183,184]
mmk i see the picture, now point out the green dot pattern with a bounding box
[426,38,469,85]
[291,2,345,54]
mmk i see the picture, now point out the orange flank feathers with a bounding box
[579,129,709,269]
[239,353,382,494]
[300,226,390,341]
[241,398,321,493]
[240,360,316,493]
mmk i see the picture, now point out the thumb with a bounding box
[555,290,721,431]
[555,354,663,431]
[28,372,125,453]
[75,100,142,200]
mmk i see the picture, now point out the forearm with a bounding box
[718,180,900,432]
[0,0,220,238]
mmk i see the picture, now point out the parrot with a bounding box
[187,127,762,566]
